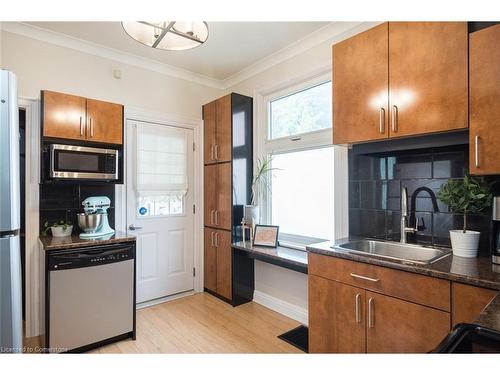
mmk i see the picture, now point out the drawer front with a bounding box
[309,253,450,311]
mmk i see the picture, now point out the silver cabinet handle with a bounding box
[90,118,94,137]
[210,231,215,247]
[80,116,84,136]
[350,273,380,283]
[215,210,219,225]
[128,224,143,230]
[368,297,374,328]
[210,144,215,161]
[355,293,361,323]
[215,232,219,247]
[210,210,215,225]
[475,135,480,168]
[379,108,385,134]
[214,144,219,160]
[391,105,398,132]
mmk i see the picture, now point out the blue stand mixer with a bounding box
[77,196,115,239]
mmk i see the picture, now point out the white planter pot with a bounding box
[50,225,73,237]
[449,230,480,258]
[243,205,260,225]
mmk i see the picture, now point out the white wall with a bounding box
[1,31,223,118]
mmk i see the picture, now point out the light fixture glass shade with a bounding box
[121,21,208,51]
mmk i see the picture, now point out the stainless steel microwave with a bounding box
[49,144,119,181]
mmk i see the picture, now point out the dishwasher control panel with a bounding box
[48,244,135,271]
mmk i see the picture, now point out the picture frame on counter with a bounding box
[253,224,279,248]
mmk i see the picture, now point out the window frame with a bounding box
[255,71,335,247]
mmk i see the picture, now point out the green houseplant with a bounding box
[42,220,73,237]
[437,174,492,257]
[243,156,279,225]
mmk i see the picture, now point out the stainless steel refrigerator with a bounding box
[0,70,22,353]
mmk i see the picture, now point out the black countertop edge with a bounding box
[38,231,136,251]
[232,241,308,270]
[475,294,500,332]
[306,238,500,291]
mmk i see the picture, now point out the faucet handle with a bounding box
[415,216,425,231]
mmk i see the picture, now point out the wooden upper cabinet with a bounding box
[43,91,86,140]
[203,94,232,164]
[451,283,497,326]
[365,291,450,353]
[215,229,232,300]
[215,162,232,230]
[215,95,232,163]
[388,22,468,137]
[42,90,123,144]
[333,23,389,144]
[469,24,500,175]
[203,101,217,164]
[204,164,217,227]
[86,99,123,144]
[308,275,337,353]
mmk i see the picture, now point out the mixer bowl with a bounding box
[77,213,103,233]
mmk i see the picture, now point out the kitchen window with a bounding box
[259,74,336,248]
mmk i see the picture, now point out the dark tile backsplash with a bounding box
[39,183,115,235]
[348,143,500,254]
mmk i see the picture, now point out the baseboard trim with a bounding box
[253,290,308,325]
[136,290,194,310]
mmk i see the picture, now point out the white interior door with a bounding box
[126,119,195,304]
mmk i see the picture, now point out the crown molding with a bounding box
[222,21,381,89]
[1,22,225,89]
[1,21,381,91]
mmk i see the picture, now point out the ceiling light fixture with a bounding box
[121,21,209,51]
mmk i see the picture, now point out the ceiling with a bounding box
[24,22,330,81]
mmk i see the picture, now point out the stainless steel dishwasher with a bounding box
[46,243,136,352]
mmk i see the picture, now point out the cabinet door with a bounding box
[215,229,232,300]
[204,164,217,227]
[366,291,450,353]
[86,98,123,144]
[215,95,232,163]
[388,22,468,137]
[204,228,217,293]
[333,22,389,144]
[42,90,86,140]
[215,162,232,230]
[308,275,337,353]
[203,101,217,164]
[336,283,366,353]
[469,24,500,175]
[452,283,497,326]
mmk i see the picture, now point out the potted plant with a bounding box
[244,156,278,225]
[42,220,73,238]
[437,174,492,258]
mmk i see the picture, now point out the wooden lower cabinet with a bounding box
[365,291,450,353]
[204,228,232,301]
[308,275,337,353]
[215,230,232,300]
[451,283,497,326]
[204,228,217,292]
[336,283,366,353]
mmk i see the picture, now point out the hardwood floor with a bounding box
[91,293,303,353]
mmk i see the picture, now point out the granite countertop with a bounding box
[307,239,500,290]
[232,241,308,269]
[39,231,136,251]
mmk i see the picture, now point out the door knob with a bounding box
[128,224,143,231]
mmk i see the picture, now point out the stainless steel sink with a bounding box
[332,240,452,265]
